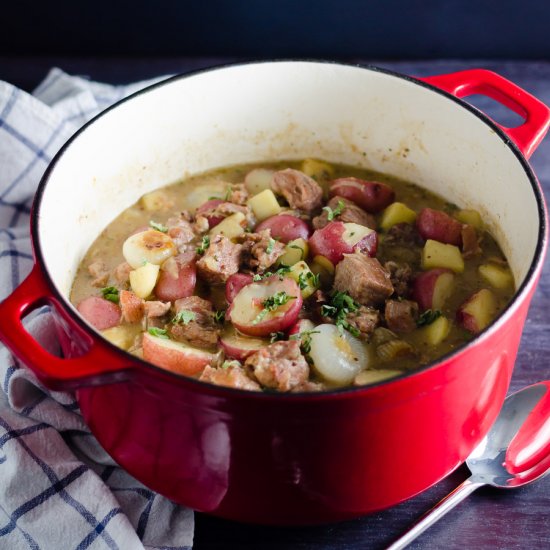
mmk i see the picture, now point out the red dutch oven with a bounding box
[0,62,548,524]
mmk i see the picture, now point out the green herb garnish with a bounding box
[320,290,361,337]
[417,309,442,327]
[297,270,320,290]
[266,237,276,255]
[252,291,296,325]
[252,265,291,282]
[322,199,345,221]
[149,220,168,233]
[148,327,170,339]
[101,286,119,303]
[214,310,225,324]
[289,329,320,354]
[172,310,196,325]
[221,359,241,369]
[196,235,210,255]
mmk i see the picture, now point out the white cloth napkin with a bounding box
[0,69,194,550]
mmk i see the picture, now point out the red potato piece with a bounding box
[412,268,455,311]
[227,277,303,337]
[225,273,254,303]
[456,288,498,334]
[196,199,226,228]
[77,297,121,330]
[142,332,215,375]
[255,214,311,243]
[329,177,395,213]
[308,221,377,264]
[220,326,270,360]
[155,255,197,301]
[416,208,463,246]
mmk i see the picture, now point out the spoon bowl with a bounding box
[388,381,550,549]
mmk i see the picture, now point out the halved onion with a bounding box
[122,229,176,269]
[309,324,370,385]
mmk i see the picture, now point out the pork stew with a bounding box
[70,159,515,392]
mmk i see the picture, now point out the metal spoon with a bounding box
[387,380,550,550]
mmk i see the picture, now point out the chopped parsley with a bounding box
[266,237,276,255]
[148,327,170,339]
[221,359,241,369]
[252,265,291,282]
[297,270,320,290]
[252,291,296,325]
[196,235,210,255]
[149,220,168,233]
[101,286,119,303]
[321,290,361,337]
[208,186,232,201]
[417,309,442,327]
[322,199,346,221]
[172,310,196,325]
[214,310,225,324]
[289,329,320,354]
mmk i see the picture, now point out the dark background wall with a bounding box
[2,0,550,59]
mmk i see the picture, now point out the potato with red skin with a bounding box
[142,332,215,375]
[329,177,395,213]
[225,273,254,303]
[308,221,377,265]
[220,326,269,360]
[255,214,311,243]
[416,208,463,246]
[412,268,455,311]
[196,199,225,228]
[227,277,303,337]
[77,297,121,330]
[456,288,498,334]
[155,254,197,301]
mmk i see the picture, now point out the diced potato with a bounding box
[310,255,335,287]
[454,208,484,230]
[244,168,274,195]
[420,316,451,346]
[247,189,282,221]
[210,212,246,240]
[101,325,142,350]
[301,158,335,179]
[140,190,174,211]
[129,262,160,298]
[287,261,319,299]
[457,288,498,333]
[379,202,417,230]
[421,239,464,273]
[277,238,309,266]
[354,369,401,385]
[478,263,514,289]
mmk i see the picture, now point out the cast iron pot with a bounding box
[0,62,548,524]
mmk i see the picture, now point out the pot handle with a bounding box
[419,69,550,158]
[0,265,134,390]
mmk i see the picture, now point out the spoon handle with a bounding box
[386,477,483,550]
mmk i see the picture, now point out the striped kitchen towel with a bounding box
[0,69,194,550]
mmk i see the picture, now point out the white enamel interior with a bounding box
[37,62,542,300]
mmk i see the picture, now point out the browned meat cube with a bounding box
[461,224,482,259]
[88,260,109,287]
[119,290,144,323]
[169,296,221,349]
[166,215,196,252]
[239,229,285,272]
[334,253,394,306]
[143,300,171,318]
[113,262,132,285]
[346,305,380,340]
[245,340,309,392]
[312,196,376,230]
[200,364,261,391]
[383,222,423,247]
[384,299,419,333]
[196,234,243,285]
[384,261,413,298]
[228,183,249,205]
[271,168,323,214]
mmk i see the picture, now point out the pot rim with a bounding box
[31,59,549,399]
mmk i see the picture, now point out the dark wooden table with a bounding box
[2,57,549,549]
